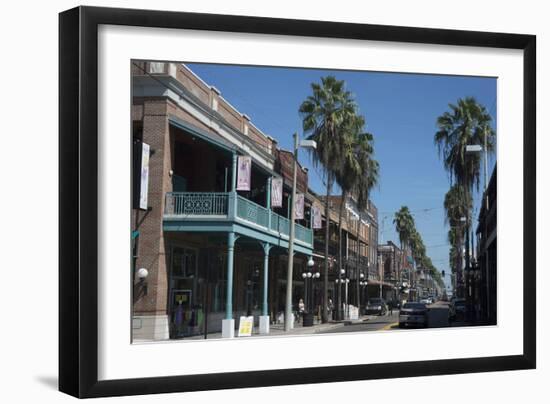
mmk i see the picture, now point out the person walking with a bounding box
[298,298,305,324]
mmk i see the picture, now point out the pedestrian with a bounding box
[389,300,393,315]
[298,298,305,323]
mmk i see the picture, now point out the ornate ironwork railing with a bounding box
[165,192,229,216]
[164,192,313,246]
[270,212,289,235]
[295,222,313,245]
[236,195,269,228]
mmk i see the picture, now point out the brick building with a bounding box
[131,62,315,340]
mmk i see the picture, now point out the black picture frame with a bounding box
[59,6,536,398]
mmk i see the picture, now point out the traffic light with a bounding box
[442,270,445,278]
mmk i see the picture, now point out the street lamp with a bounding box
[136,267,149,295]
[359,278,368,314]
[358,273,365,312]
[285,133,317,332]
[344,278,350,319]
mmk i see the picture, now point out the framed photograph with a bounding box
[59,6,536,398]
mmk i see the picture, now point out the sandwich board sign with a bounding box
[238,316,254,337]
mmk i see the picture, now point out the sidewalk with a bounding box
[134,316,381,343]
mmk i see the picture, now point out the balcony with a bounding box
[164,192,313,247]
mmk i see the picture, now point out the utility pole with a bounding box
[284,133,299,332]
[284,133,316,331]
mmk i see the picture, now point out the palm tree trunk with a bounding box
[337,191,346,319]
[323,174,331,323]
[399,241,403,303]
[456,232,463,297]
[356,218,360,309]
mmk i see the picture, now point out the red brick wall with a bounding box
[133,99,172,316]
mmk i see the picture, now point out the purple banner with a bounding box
[236,156,251,191]
[312,204,322,229]
[295,193,305,220]
[271,177,283,207]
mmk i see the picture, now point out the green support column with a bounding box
[262,243,272,316]
[231,153,237,191]
[226,232,237,319]
[231,153,238,219]
[260,242,272,334]
[266,176,272,229]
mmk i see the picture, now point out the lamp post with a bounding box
[284,133,317,332]
[337,267,345,320]
[359,272,365,314]
[344,278,350,319]
[303,270,320,321]
[359,277,367,315]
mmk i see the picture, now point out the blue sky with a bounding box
[187,62,497,289]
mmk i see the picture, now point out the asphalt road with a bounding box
[320,312,400,334]
[426,301,451,328]
[319,301,457,334]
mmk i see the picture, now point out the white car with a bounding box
[420,297,432,304]
[399,302,429,328]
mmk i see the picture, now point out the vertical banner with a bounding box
[139,142,150,210]
[313,204,322,229]
[271,177,283,207]
[236,155,251,191]
[295,193,305,219]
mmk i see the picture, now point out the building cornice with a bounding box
[133,74,276,169]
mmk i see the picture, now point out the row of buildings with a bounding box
[131,62,436,341]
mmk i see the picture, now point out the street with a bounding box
[319,301,464,334]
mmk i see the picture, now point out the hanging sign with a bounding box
[271,177,283,207]
[236,156,251,191]
[313,204,322,229]
[295,193,305,220]
[139,142,150,210]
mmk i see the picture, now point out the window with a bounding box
[171,246,197,278]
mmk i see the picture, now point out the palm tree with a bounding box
[435,97,495,293]
[393,206,415,295]
[350,132,379,309]
[353,133,380,211]
[331,113,380,310]
[300,76,358,322]
[333,112,363,308]
[443,183,471,292]
[410,230,426,267]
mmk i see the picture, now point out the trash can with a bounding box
[302,312,314,327]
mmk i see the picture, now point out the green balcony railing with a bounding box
[236,195,269,228]
[165,192,229,216]
[164,192,313,246]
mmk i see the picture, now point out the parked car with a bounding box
[399,302,429,328]
[365,298,388,315]
[448,298,466,322]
